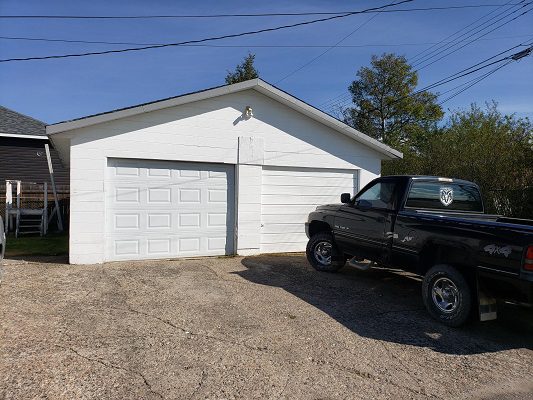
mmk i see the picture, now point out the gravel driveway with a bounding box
[1,254,532,399]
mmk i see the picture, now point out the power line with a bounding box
[397,46,531,105]
[0,4,523,19]
[275,0,388,84]
[324,43,532,114]
[439,60,513,104]
[413,2,532,69]
[2,34,531,48]
[319,0,520,110]
[409,0,518,63]
[0,1,413,63]
[417,41,532,92]
[319,2,530,111]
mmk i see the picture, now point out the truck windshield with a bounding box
[405,181,483,212]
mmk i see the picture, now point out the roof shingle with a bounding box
[0,106,46,137]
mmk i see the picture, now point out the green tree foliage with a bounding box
[385,103,533,218]
[426,104,532,217]
[344,53,443,146]
[225,53,259,84]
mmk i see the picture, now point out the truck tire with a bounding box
[422,264,472,327]
[306,232,345,272]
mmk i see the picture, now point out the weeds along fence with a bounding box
[1,182,70,232]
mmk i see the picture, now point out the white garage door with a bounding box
[105,158,235,261]
[261,167,358,253]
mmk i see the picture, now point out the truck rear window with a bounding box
[405,181,483,212]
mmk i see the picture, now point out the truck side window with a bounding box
[356,182,396,209]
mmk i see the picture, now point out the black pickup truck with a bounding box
[305,175,533,326]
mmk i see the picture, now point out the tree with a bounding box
[383,103,532,218]
[343,53,443,146]
[423,103,533,218]
[225,53,259,84]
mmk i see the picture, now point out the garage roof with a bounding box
[47,79,402,159]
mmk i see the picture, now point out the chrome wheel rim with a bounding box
[314,241,332,266]
[431,277,459,313]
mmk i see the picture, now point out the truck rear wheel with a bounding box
[422,264,472,327]
[306,232,345,272]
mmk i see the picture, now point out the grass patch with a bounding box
[5,233,69,257]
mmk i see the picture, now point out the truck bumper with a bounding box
[305,223,311,239]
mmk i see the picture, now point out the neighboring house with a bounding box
[48,79,402,265]
[0,106,69,221]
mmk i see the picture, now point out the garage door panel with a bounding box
[260,204,322,215]
[261,213,312,224]
[261,242,308,253]
[261,223,308,235]
[262,184,348,196]
[261,167,357,253]
[261,232,315,244]
[262,175,355,188]
[106,158,234,261]
[262,194,346,206]
[262,168,356,178]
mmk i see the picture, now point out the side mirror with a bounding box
[356,199,372,210]
[340,193,351,203]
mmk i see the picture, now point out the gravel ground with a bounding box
[0,254,532,400]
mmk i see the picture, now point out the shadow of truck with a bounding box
[237,254,533,356]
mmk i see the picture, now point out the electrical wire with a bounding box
[324,43,532,114]
[2,34,531,48]
[275,0,389,84]
[0,0,413,63]
[413,2,532,69]
[439,60,513,104]
[409,0,518,63]
[0,4,523,19]
[417,41,532,92]
[319,2,530,112]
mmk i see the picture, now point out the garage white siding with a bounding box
[50,81,399,264]
[105,158,234,261]
[261,167,358,253]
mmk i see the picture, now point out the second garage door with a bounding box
[105,158,235,261]
[260,166,358,253]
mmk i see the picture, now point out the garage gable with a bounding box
[48,79,401,166]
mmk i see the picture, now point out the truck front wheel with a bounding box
[422,264,472,327]
[306,232,345,272]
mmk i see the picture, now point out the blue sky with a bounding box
[0,0,532,124]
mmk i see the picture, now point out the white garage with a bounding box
[48,79,401,264]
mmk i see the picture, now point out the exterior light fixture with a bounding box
[244,106,253,118]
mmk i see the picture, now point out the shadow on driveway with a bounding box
[238,254,533,356]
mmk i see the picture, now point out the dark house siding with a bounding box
[0,137,69,185]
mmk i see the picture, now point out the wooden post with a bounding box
[16,180,20,210]
[44,144,63,232]
[4,180,11,233]
[43,182,48,236]
[15,180,21,237]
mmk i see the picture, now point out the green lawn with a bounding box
[5,233,69,257]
